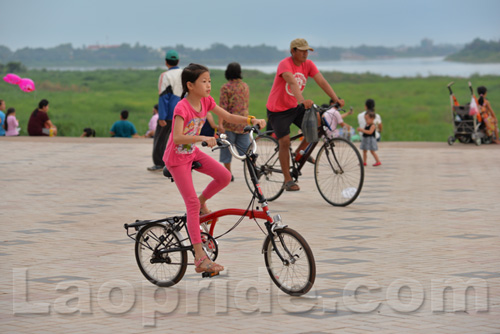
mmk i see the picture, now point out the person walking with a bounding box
[266,38,344,191]
[357,111,382,166]
[148,50,183,171]
[218,62,250,181]
[358,99,382,141]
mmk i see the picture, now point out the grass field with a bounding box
[2,68,499,141]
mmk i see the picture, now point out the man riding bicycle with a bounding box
[266,38,345,191]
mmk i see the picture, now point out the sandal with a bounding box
[283,180,300,191]
[307,156,315,164]
[194,255,224,274]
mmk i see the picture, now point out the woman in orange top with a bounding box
[478,86,500,144]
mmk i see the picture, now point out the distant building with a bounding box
[87,44,121,51]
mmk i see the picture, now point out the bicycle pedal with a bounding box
[201,271,220,278]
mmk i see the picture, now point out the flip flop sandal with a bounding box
[283,180,300,191]
[194,255,223,274]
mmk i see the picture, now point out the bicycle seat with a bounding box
[163,161,202,179]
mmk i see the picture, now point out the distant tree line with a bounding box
[446,38,500,63]
[0,39,468,69]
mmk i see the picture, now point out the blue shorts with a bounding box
[219,131,251,164]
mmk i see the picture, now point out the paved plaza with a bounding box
[1,137,499,333]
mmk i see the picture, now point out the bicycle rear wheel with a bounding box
[244,135,284,201]
[135,223,188,287]
[314,137,364,206]
[263,227,315,296]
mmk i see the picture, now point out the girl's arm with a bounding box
[172,115,217,147]
[211,105,266,129]
[357,124,375,134]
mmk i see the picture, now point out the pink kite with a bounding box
[18,78,35,92]
[3,73,21,85]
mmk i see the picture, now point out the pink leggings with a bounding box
[166,150,231,244]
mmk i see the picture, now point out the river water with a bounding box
[212,57,500,78]
[49,57,500,78]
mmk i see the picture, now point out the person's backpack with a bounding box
[158,85,180,121]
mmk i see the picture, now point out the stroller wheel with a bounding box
[458,136,471,144]
[448,136,456,146]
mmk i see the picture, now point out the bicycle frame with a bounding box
[200,136,294,264]
[124,127,296,265]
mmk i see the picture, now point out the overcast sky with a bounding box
[1,0,499,51]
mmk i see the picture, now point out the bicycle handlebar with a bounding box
[201,125,260,161]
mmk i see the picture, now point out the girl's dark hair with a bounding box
[180,63,209,99]
[365,98,375,112]
[4,107,15,131]
[38,99,49,109]
[477,86,487,106]
[366,111,376,119]
[83,127,96,137]
[33,99,49,117]
[225,62,242,80]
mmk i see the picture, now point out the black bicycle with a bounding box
[124,126,316,296]
[243,105,364,206]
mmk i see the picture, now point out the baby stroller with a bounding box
[447,82,491,146]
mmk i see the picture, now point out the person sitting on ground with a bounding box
[81,128,96,137]
[144,104,159,138]
[323,98,353,138]
[4,107,20,136]
[0,99,6,136]
[477,86,500,144]
[110,110,140,138]
[27,99,58,136]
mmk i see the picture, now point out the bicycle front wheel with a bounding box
[263,227,316,296]
[135,223,188,287]
[244,135,284,201]
[314,137,364,206]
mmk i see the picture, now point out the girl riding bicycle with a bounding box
[163,63,266,275]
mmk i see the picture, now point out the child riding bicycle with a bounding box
[163,63,266,276]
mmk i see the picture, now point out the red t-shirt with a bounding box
[27,110,49,136]
[163,96,216,167]
[266,57,319,112]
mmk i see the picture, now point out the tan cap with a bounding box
[290,38,314,51]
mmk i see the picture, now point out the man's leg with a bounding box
[149,120,171,170]
[278,135,299,190]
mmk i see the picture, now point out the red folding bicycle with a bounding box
[124,126,316,296]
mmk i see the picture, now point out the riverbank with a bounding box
[2,69,499,141]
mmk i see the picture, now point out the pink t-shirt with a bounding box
[163,96,216,167]
[146,113,158,136]
[266,57,319,112]
[5,115,19,136]
[323,107,343,138]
